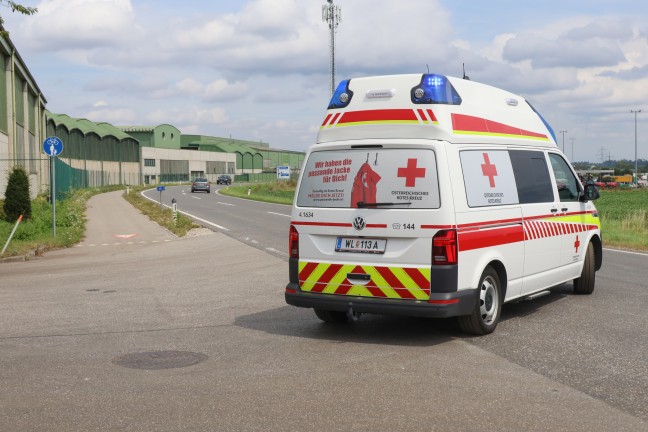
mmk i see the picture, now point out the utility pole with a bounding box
[598,147,606,164]
[559,130,567,153]
[631,109,642,185]
[322,0,342,96]
[570,137,575,161]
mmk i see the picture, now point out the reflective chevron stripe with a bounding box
[298,262,431,300]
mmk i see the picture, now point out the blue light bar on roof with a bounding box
[527,101,557,143]
[411,74,462,105]
[327,79,354,109]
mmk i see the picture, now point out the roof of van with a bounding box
[316,73,558,148]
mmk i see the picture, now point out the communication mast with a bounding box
[322,0,342,96]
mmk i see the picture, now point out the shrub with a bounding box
[3,165,32,222]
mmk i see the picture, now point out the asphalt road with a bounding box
[0,189,646,431]
[143,185,291,259]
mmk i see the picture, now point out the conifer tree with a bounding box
[3,165,31,222]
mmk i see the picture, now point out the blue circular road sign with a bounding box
[43,136,64,156]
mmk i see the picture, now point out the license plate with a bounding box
[335,237,387,254]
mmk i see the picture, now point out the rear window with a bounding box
[296,148,440,209]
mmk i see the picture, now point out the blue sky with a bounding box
[3,0,648,162]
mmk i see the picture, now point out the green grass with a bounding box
[595,188,648,251]
[219,181,295,205]
[123,186,199,236]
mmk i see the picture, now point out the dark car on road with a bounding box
[191,178,211,193]
[216,175,232,185]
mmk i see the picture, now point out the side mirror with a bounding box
[581,182,600,201]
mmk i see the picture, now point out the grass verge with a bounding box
[596,188,648,251]
[0,185,199,259]
[123,186,199,236]
[219,181,295,205]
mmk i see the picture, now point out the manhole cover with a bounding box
[112,350,208,370]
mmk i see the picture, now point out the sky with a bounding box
[2,0,648,162]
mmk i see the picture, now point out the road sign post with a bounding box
[43,137,64,237]
[277,166,291,180]
[157,185,166,209]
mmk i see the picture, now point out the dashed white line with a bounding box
[217,202,235,206]
[267,212,290,217]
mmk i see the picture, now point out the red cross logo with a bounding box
[481,153,498,188]
[574,235,580,253]
[397,158,426,187]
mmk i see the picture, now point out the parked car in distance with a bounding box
[191,178,211,193]
[217,175,232,185]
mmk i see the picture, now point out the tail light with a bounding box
[432,229,457,265]
[289,225,299,259]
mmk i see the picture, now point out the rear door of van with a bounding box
[291,143,450,302]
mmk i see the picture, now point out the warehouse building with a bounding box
[0,26,48,199]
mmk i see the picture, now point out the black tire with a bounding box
[458,267,502,335]
[314,309,350,323]
[574,242,595,295]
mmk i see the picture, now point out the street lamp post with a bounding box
[631,109,642,185]
[559,130,567,153]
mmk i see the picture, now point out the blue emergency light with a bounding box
[327,79,354,109]
[411,73,462,105]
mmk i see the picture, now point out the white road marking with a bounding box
[177,210,229,231]
[266,247,288,257]
[267,212,290,217]
[141,189,229,231]
[191,196,201,200]
[604,248,648,257]
[217,202,235,206]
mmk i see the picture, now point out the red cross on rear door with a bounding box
[397,158,426,187]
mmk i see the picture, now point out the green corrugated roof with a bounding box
[181,135,264,154]
[46,112,134,141]
[119,126,155,133]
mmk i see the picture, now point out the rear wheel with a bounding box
[574,242,595,294]
[458,267,502,335]
[314,309,360,323]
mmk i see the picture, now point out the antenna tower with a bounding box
[322,0,342,96]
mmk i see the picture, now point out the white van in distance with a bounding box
[285,73,602,335]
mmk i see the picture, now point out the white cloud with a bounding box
[17,0,138,50]
[4,0,648,158]
[83,107,137,124]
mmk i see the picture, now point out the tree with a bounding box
[0,1,37,37]
[3,165,31,222]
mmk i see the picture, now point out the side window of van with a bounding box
[548,153,580,202]
[509,150,554,204]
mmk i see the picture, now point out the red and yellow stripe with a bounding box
[452,113,549,141]
[321,109,438,128]
[298,262,431,300]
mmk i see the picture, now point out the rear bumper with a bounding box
[285,284,476,318]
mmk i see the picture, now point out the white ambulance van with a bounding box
[285,73,602,335]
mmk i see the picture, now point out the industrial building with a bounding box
[1,28,304,199]
[0,26,48,199]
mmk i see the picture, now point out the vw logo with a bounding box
[353,216,366,231]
